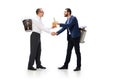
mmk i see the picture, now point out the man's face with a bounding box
[38,9,44,17]
[64,10,68,17]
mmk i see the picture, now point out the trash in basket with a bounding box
[22,19,32,32]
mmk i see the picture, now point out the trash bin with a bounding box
[79,26,87,43]
[22,19,32,32]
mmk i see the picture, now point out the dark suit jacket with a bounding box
[57,15,80,40]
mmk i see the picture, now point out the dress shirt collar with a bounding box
[36,15,41,20]
[67,15,72,20]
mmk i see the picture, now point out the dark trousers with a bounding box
[28,32,41,68]
[64,36,81,68]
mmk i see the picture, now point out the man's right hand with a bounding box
[51,32,57,36]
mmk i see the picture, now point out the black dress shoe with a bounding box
[74,67,81,71]
[58,66,68,69]
[28,67,36,70]
[37,65,46,69]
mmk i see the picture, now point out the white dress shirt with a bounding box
[67,16,71,35]
[32,16,51,34]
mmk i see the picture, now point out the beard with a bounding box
[64,13,68,17]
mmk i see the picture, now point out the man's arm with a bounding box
[56,17,77,35]
[59,17,77,29]
[56,27,66,35]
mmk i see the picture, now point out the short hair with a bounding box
[65,8,72,15]
[36,8,41,14]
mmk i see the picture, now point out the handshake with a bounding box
[51,32,57,36]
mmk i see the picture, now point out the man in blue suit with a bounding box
[53,8,81,71]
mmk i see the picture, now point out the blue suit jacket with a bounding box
[57,15,80,40]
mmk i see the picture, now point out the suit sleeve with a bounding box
[56,27,66,35]
[57,17,77,35]
[60,17,76,28]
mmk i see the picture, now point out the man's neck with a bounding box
[67,15,71,19]
[37,15,42,18]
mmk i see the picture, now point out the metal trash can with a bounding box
[22,19,32,32]
[79,26,87,43]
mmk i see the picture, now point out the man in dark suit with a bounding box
[53,8,81,71]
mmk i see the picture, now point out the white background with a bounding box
[0,0,120,80]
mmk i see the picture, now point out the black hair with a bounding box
[36,8,41,14]
[65,8,72,15]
